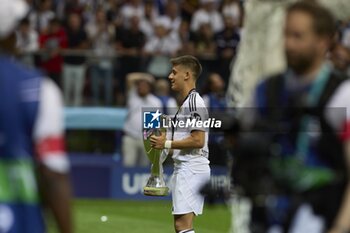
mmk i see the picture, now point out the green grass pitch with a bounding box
[48,199,231,233]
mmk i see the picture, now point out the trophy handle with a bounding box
[143,128,167,176]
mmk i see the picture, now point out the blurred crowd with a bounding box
[15,0,350,108]
[15,0,243,107]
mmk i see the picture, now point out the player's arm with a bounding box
[34,78,72,233]
[150,130,205,150]
[37,164,72,233]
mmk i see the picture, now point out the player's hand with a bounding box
[150,133,166,149]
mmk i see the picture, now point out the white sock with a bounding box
[179,229,194,233]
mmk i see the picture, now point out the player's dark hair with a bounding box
[170,55,202,80]
[287,1,336,39]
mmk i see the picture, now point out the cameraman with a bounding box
[238,2,350,233]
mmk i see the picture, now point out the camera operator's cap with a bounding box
[0,0,28,39]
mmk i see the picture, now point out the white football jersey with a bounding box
[170,90,210,173]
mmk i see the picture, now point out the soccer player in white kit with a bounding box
[150,55,210,233]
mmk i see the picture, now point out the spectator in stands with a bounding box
[215,15,241,84]
[155,79,178,116]
[220,0,242,26]
[189,22,216,89]
[330,43,350,76]
[123,73,162,167]
[180,0,200,22]
[120,0,144,27]
[140,0,158,40]
[190,0,223,34]
[63,13,89,106]
[29,0,55,33]
[61,0,85,19]
[16,18,39,67]
[115,14,146,95]
[39,18,67,88]
[190,22,216,58]
[144,17,181,78]
[104,0,124,24]
[165,0,181,34]
[86,8,115,106]
[202,73,227,110]
[139,0,157,39]
[202,73,227,165]
[145,17,181,56]
[177,20,195,55]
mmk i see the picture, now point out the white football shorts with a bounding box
[171,167,210,216]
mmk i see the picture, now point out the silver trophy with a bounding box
[143,115,169,196]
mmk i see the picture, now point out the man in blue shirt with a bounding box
[0,0,72,232]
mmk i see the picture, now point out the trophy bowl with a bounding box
[143,127,169,196]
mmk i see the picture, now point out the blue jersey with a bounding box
[0,55,45,233]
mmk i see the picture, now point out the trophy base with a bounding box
[143,186,169,196]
